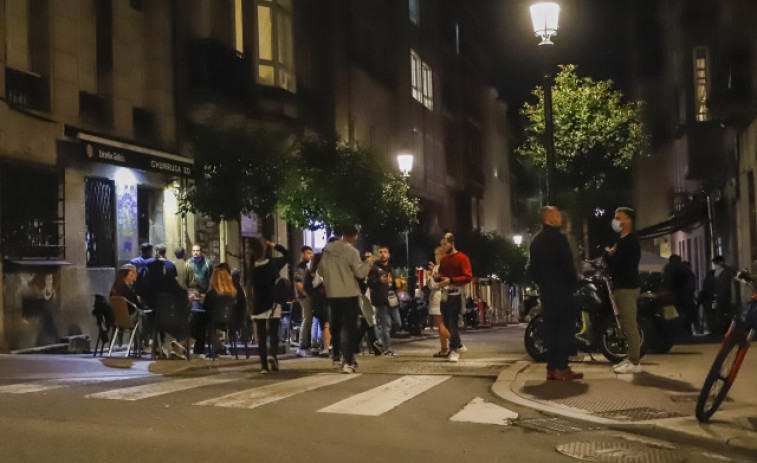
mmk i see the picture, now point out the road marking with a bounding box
[196,373,359,409]
[0,375,149,394]
[318,375,451,416]
[86,375,238,401]
[449,397,518,425]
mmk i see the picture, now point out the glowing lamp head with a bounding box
[530,2,560,45]
[397,153,414,178]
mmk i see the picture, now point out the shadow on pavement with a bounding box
[522,380,589,400]
[628,372,698,393]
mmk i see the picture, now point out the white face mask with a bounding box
[611,219,622,233]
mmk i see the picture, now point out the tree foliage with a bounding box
[180,124,292,222]
[516,65,649,193]
[460,231,528,284]
[281,138,419,245]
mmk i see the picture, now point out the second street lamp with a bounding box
[530,2,560,205]
[397,152,414,274]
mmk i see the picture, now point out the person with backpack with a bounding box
[250,238,290,373]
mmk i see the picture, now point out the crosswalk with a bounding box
[0,371,518,424]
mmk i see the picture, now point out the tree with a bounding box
[516,65,649,195]
[516,65,649,252]
[179,124,292,222]
[281,137,419,245]
[460,231,528,284]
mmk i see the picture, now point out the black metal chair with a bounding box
[208,296,247,360]
[92,294,114,357]
[152,291,192,361]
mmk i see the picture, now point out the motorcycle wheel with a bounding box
[600,314,646,364]
[524,315,548,362]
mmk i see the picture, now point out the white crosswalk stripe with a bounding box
[196,373,360,409]
[318,374,451,416]
[85,374,239,401]
[449,397,518,425]
[0,375,151,394]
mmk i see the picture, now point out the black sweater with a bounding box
[606,232,641,289]
[251,244,290,315]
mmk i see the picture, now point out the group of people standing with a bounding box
[529,206,643,381]
[109,226,475,375]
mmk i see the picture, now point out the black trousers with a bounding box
[356,318,381,354]
[328,297,360,365]
[441,294,462,351]
[542,293,576,371]
[255,318,280,370]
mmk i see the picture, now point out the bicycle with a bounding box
[695,270,757,422]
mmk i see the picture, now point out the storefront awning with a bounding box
[59,131,194,177]
[636,200,707,241]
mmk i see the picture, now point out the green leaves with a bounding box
[460,231,528,284]
[516,65,649,193]
[180,128,418,244]
[280,138,419,245]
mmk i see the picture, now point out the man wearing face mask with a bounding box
[605,207,642,374]
[529,206,582,380]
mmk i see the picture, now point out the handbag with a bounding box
[387,290,400,308]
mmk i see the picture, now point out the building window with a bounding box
[693,47,710,122]
[0,165,63,260]
[256,0,296,92]
[96,0,113,72]
[455,23,460,55]
[85,177,116,267]
[234,0,244,53]
[410,50,433,111]
[409,0,420,25]
[411,50,422,102]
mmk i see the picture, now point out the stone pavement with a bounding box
[492,342,757,453]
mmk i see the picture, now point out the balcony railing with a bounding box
[5,67,49,111]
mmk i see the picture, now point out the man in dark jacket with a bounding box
[529,206,582,381]
[368,246,400,356]
[605,206,642,374]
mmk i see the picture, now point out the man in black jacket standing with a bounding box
[529,206,583,381]
[606,206,642,374]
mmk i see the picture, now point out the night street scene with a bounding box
[1,0,757,462]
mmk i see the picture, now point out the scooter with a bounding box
[524,258,645,364]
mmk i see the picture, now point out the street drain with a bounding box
[556,441,684,463]
[518,418,601,434]
[594,407,684,421]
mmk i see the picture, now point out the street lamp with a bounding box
[513,235,523,246]
[397,153,414,178]
[396,152,414,274]
[529,2,560,205]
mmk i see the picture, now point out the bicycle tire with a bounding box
[695,326,749,422]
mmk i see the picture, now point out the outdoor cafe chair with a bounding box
[107,296,143,358]
[208,297,248,360]
[151,291,192,361]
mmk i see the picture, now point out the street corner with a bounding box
[492,357,757,453]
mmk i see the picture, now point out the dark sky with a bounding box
[469,0,632,127]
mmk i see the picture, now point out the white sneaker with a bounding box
[342,363,357,374]
[448,351,460,363]
[612,359,630,372]
[614,361,642,374]
[296,348,311,358]
[458,345,468,353]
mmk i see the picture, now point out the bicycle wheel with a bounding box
[695,326,749,422]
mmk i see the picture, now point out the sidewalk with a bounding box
[492,342,757,452]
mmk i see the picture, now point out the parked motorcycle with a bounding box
[524,259,646,364]
[397,290,429,336]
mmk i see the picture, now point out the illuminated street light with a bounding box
[513,235,523,246]
[530,2,561,45]
[397,153,414,178]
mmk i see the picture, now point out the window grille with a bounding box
[85,177,116,267]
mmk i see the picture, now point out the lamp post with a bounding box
[529,2,560,205]
[397,153,414,272]
[513,234,523,246]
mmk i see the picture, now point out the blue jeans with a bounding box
[298,297,313,349]
[376,304,402,350]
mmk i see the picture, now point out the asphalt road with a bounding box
[0,327,752,463]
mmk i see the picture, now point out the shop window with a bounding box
[0,164,63,260]
[256,0,296,92]
[85,177,116,267]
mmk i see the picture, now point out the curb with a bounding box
[491,360,757,453]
